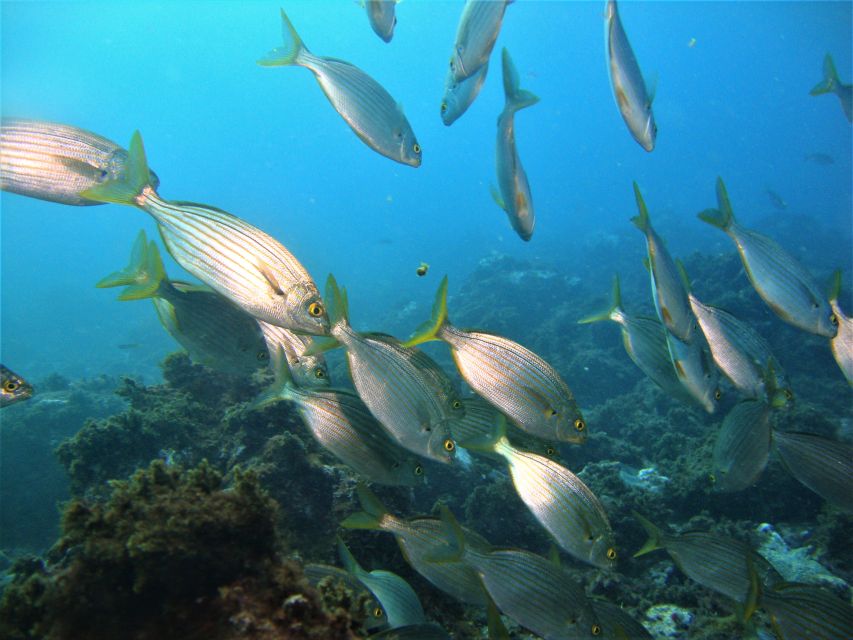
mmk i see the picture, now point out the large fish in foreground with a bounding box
[605,0,657,151]
[809,53,852,123]
[698,177,837,338]
[0,118,159,206]
[447,0,512,82]
[712,399,772,493]
[491,48,539,242]
[1,365,33,408]
[259,8,421,167]
[405,277,586,444]
[81,132,329,337]
[827,271,852,385]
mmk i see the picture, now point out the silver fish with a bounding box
[605,0,657,151]
[491,48,539,242]
[406,277,586,444]
[448,0,512,82]
[772,431,853,512]
[81,132,329,337]
[591,600,653,640]
[828,271,852,385]
[365,0,397,43]
[810,53,852,123]
[259,8,421,167]
[713,399,772,493]
[665,329,722,414]
[760,583,853,639]
[0,118,159,206]
[1,365,33,408]
[99,230,269,376]
[689,293,793,406]
[440,61,489,126]
[698,177,837,338]
[257,320,330,388]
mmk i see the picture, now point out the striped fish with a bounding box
[761,582,853,640]
[605,0,657,151]
[634,513,783,607]
[259,8,421,167]
[698,177,837,338]
[254,350,425,486]
[98,230,269,375]
[632,183,694,341]
[405,277,586,444]
[303,563,389,631]
[712,399,772,492]
[337,539,425,629]
[690,294,793,406]
[365,0,397,43]
[0,118,159,206]
[257,320,330,388]
[665,329,722,414]
[491,48,539,242]
[591,600,653,640]
[447,0,512,82]
[440,60,488,126]
[313,276,461,464]
[772,431,853,513]
[828,271,852,385]
[81,132,329,337]
[1,365,33,408]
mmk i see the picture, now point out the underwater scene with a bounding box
[1,1,851,638]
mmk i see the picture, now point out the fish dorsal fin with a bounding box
[258,262,284,296]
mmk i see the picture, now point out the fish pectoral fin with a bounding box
[489,185,506,211]
[659,306,673,325]
[57,156,106,182]
[522,385,556,418]
[257,262,285,296]
[672,359,686,379]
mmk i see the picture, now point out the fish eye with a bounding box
[574,419,585,432]
[784,389,794,400]
[314,368,325,379]
[443,439,455,452]
[414,465,423,476]
[606,547,617,561]
[546,446,556,456]
[831,314,839,326]
[308,302,324,317]
[412,143,421,154]
[714,389,722,401]
[373,606,383,618]
[591,624,602,636]
[451,400,462,410]
[4,380,19,392]
[440,103,447,114]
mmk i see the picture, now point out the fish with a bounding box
[1,365,33,408]
[405,277,586,444]
[634,513,782,608]
[591,600,653,639]
[461,409,617,570]
[337,539,425,629]
[491,48,539,242]
[765,188,788,211]
[605,0,657,151]
[254,350,426,487]
[827,271,852,385]
[98,230,271,376]
[760,582,853,639]
[664,329,723,414]
[440,61,489,126]
[416,262,429,277]
[342,484,493,608]
[81,132,329,337]
[309,276,461,464]
[631,183,694,342]
[364,0,397,43]
[259,8,421,167]
[256,320,330,388]
[447,0,512,82]
[689,293,793,406]
[303,563,389,631]
[772,431,853,512]
[698,177,837,338]
[0,118,159,206]
[803,152,834,165]
[579,275,699,407]
[368,624,451,640]
[712,399,773,492]
[809,53,853,123]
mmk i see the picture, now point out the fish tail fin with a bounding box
[578,274,622,324]
[501,48,539,113]
[336,537,364,577]
[456,410,507,452]
[80,131,151,205]
[258,7,309,66]
[425,505,466,563]
[632,511,664,557]
[630,182,650,231]
[340,483,389,530]
[810,53,839,96]
[698,177,736,230]
[828,269,842,302]
[97,230,166,300]
[403,276,449,348]
[486,595,510,640]
[251,345,292,410]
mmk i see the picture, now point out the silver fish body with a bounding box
[760,583,853,639]
[605,0,656,151]
[366,0,397,43]
[773,431,853,512]
[828,271,853,385]
[448,0,511,82]
[1,365,33,408]
[257,320,330,387]
[260,9,421,167]
[0,118,159,205]
[492,48,538,241]
[665,330,722,414]
[440,61,489,126]
[712,399,772,492]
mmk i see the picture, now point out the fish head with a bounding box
[394,124,422,167]
[1,367,33,408]
[391,458,427,486]
[427,423,458,464]
[282,282,331,336]
[555,409,588,445]
[290,356,331,388]
[818,305,840,338]
[589,530,619,571]
[440,63,487,126]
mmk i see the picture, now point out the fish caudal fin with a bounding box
[632,511,664,557]
[97,230,167,301]
[809,54,839,96]
[630,182,650,231]
[578,274,622,324]
[697,177,735,230]
[501,48,539,113]
[403,276,449,348]
[340,483,390,530]
[257,8,308,67]
[80,131,151,206]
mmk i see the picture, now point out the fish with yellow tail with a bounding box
[809,53,852,122]
[81,132,329,337]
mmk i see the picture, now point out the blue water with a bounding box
[2,0,851,382]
